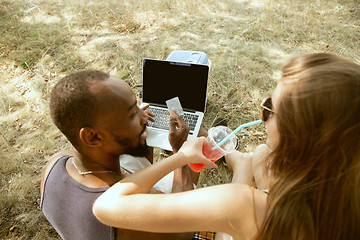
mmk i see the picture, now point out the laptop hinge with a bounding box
[147,102,166,108]
[170,62,191,67]
[182,107,196,113]
[148,103,196,113]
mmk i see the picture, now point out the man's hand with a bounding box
[168,109,189,153]
[141,104,155,125]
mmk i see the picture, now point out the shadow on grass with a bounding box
[0,1,88,72]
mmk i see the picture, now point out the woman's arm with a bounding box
[93,139,266,238]
[109,138,216,195]
[93,181,265,238]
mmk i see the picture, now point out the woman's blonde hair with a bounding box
[256,53,360,240]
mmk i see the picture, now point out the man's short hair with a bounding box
[50,70,109,146]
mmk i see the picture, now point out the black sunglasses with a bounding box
[260,97,275,122]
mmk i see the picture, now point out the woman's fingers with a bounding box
[178,137,218,168]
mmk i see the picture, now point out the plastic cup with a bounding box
[188,126,238,172]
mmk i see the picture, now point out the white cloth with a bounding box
[119,154,174,193]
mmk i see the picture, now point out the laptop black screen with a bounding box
[142,59,209,112]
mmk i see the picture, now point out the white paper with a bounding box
[166,97,184,116]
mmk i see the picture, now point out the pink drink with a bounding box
[188,126,237,173]
[202,139,225,160]
[188,139,225,172]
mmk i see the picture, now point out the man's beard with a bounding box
[127,140,152,157]
[126,125,151,157]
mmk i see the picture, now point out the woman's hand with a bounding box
[225,151,252,173]
[225,150,253,184]
[177,137,218,169]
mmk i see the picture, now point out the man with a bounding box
[40,70,195,239]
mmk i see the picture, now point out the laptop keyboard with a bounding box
[146,107,199,133]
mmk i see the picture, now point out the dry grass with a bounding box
[0,0,359,238]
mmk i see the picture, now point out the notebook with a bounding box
[140,58,209,151]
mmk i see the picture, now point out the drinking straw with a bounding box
[212,119,263,150]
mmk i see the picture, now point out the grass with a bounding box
[0,0,359,238]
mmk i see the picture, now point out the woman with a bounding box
[93,53,360,240]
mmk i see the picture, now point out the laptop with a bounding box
[140,58,209,151]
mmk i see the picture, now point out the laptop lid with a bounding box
[142,58,209,113]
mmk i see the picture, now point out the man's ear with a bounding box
[79,127,102,147]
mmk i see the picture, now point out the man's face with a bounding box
[91,76,150,157]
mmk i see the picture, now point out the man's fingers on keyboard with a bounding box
[146,111,155,117]
[147,116,155,122]
[141,104,150,110]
